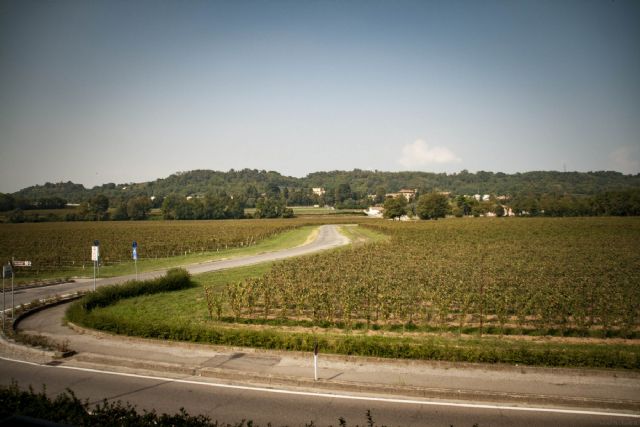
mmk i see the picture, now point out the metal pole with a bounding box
[93,260,96,291]
[314,354,318,381]
[135,258,138,281]
[2,273,5,331]
[11,268,14,320]
[313,339,319,381]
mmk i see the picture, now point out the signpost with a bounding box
[12,260,31,267]
[3,259,30,322]
[91,240,100,291]
[132,241,138,280]
[2,263,11,331]
[313,339,319,381]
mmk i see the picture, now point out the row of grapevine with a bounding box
[222,218,640,335]
[0,219,304,266]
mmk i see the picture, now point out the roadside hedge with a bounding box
[66,268,194,323]
[73,309,639,370]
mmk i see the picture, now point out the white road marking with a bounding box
[1,355,638,419]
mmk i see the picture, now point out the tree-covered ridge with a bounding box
[10,168,640,204]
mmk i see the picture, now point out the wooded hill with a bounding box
[10,169,640,204]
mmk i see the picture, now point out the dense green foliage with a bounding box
[416,193,449,219]
[9,168,640,205]
[382,197,407,219]
[0,382,268,426]
[3,169,639,223]
[66,268,194,323]
[161,193,245,220]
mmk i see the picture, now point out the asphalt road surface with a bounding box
[1,357,637,427]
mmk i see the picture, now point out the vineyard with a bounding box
[220,217,640,337]
[0,219,309,268]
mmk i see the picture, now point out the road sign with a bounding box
[91,239,100,262]
[132,241,137,248]
[91,246,99,261]
[2,264,11,278]
[132,247,138,260]
[12,260,31,267]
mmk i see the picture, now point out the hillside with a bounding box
[10,169,640,204]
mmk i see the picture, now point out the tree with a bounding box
[111,200,129,220]
[265,183,281,198]
[416,193,450,220]
[0,193,15,211]
[383,197,407,219]
[254,197,284,218]
[455,195,472,216]
[161,194,183,219]
[225,197,246,219]
[36,197,67,209]
[79,194,109,220]
[91,194,110,214]
[335,183,352,204]
[374,186,386,204]
[127,196,151,220]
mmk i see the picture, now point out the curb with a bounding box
[68,351,640,412]
[66,321,640,380]
[11,294,640,413]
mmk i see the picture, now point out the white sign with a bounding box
[91,245,100,261]
[12,260,31,267]
[132,247,138,260]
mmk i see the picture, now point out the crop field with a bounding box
[67,217,640,368]
[223,217,640,338]
[0,219,306,268]
[0,217,365,278]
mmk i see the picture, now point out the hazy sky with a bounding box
[1,0,639,192]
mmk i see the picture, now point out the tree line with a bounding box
[11,169,640,204]
[382,188,640,219]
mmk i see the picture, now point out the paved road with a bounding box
[8,224,349,308]
[1,358,636,427]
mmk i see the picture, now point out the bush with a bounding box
[0,381,242,426]
[66,268,194,324]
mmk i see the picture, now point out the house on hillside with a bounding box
[386,188,417,201]
[312,187,326,196]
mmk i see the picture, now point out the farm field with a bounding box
[70,217,640,369]
[0,218,363,283]
[238,217,640,338]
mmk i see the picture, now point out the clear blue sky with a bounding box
[1,0,639,192]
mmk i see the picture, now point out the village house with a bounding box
[312,187,326,196]
[386,188,417,201]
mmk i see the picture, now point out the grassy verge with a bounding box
[12,225,317,285]
[339,224,389,244]
[66,265,640,370]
